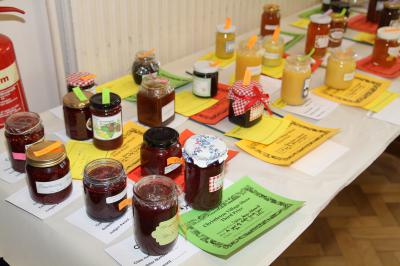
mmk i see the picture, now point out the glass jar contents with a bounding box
[325,49,356,90]
[235,39,263,81]
[322,0,340,12]
[66,72,96,92]
[379,1,400,27]
[215,22,236,59]
[367,0,387,23]
[281,55,311,106]
[330,1,351,17]
[137,76,175,127]
[90,92,123,150]
[372,27,400,67]
[262,36,285,67]
[192,61,219,98]
[26,141,72,204]
[140,127,182,179]
[131,50,159,85]
[228,80,266,127]
[183,134,228,210]
[83,158,127,222]
[305,14,332,59]
[63,90,93,141]
[260,4,280,37]
[133,175,179,256]
[5,112,44,173]
[329,13,347,48]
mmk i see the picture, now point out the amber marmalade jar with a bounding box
[131,50,160,85]
[137,76,175,127]
[305,14,332,59]
[26,141,72,204]
[260,4,280,37]
[66,72,96,92]
[372,27,400,67]
[5,112,44,173]
[63,90,93,140]
[379,1,400,27]
[183,134,228,210]
[140,127,182,179]
[90,92,123,150]
[329,13,347,48]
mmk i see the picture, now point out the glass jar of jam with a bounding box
[90,92,123,150]
[367,0,387,23]
[192,61,219,98]
[228,80,266,127]
[325,48,356,90]
[329,13,347,48]
[281,55,311,106]
[131,50,160,85]
[379,1,400,27]
[235,39,263,81]
[83,158,127,222]
[183,134,228,210]
[137,76,175,127]
[140,127,182,179]
[4,112,44,173]
[62,90,93,141]
[215,22,236,59]
[260,4,280,37]
[262,35,285,67]
[66,72,96,92]
[26,141,72,204]
[305,14,332,59]
[133,175,179,256]
[372,27,400,67]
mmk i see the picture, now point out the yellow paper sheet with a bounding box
[225,115,291,145]
[272,98,287,108]
[198,52,236,69]
[313,73,391,107]
[96,75,139,99]
[290,18,310,29]
[261,59,286,79]
[352,32,375,45]
[175,90,218,116]
[363,90,400,113]
[235,115,339,166]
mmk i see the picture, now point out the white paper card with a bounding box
[49,105,64,121]
[291,140,349,176]
[105,236,200,266]
[0,152,25,183]
[371,98,400,126]
[281,34,295,44]
[260,75,281,98]
[6,180,82,219]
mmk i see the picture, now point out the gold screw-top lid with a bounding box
[384,1,400,9]
[63,91,93,109]
[264,3,280,12]
[26,140,67,168]
[331,12,346,22]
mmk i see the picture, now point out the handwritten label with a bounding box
[151,214,179,245]
[36,173,72,194]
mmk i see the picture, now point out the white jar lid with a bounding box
[310,14,332,24]
[377,27,400,41]
[216,24,236,34]
[193,61,219,74]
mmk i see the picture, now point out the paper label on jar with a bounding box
[249,104,264,122]
[247,65,262,76]
[329,29,344,41]
[162,100,175,122]
[323,0,330,4]
[263,51,280,60]
[264,24,277,30]
[209,173,224,192]
[164,157,182,174]
[225,41,235,54]
[344,72,355,81]
[106,188,127,204]
[151,214,178,245]
[12,152,26,161]
[376,1,384,10]
[35,173,72,194]
[303,78,311,99]
[315,35,329,48]
[92,112,122,140]
[193,76,212,97]
[388,47,399,57]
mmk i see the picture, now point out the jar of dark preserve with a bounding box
[330,1,350,17]
[132,175,179,256]
[131,50,160,85]
[5,112,44,173]
[322,0,340,12]
[63,90,93,140]
[183,134,228,210]
[137,76,175,127]
[141,127,182,179]
[83,158,127,222]
[66,72,96,92]
[90,92,123,150]
[379,1,400,27]
[367,0,387,23]
[26,141,72,204]
[192,61,219,98]
[260,4,280,37]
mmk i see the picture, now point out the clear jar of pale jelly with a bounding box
[215,23,236,59]
[325,49,356,90]
[235,39,263,81]
[262,36,285,67]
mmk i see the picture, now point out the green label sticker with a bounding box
[72,87,88,101]
[102,88,111,104]
[151,214,178,245]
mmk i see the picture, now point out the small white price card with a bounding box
[0,152,25,183]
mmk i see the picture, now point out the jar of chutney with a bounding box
[379,1,400,27]
[5,112,44,173]
[66,72,96,92]
[192,61,219,98]
[183,134,228,210]
[367,0,387,23]
[131,50,160,85]
[329,13,347,48]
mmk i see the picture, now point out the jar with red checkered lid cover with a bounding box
[66,72,96,92]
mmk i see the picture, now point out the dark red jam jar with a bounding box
[183,134,228,210]
[141,127,182,179]
[62,90,93,140]
[26,140,72,204]
[66,72,96,92]
[90,92,123,150]
[83,158,127,222]
[132,175,179,256]
[4,112,45,173]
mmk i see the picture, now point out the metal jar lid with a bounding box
[143,127,179,148]
[26,140,67,168]
[89,92,121,110]
[63,91,93,109]
[384,1,400,9]
[264,4,279,12]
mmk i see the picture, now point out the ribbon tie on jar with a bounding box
[232,86,272,115]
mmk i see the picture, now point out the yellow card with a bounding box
[363,90,400,113]
[261,59,286,79]
[352,32,375,45]
[96,75,139,99]
[313,73,391,107]
[290,18,310,29]
[175,91,218,116]
[225,115,291,145]
[235,115,339,166]
[272,98,287,108]
[198,52,236,69]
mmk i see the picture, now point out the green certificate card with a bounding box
[179,176,303,257]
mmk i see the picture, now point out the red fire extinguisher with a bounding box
[0,6,29,128]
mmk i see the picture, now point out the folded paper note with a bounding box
[175,91,219,116]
